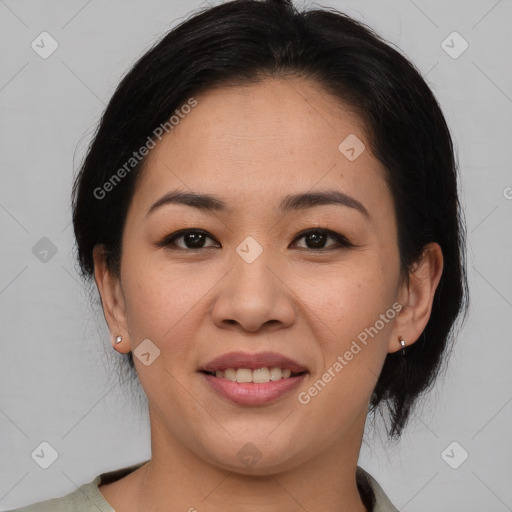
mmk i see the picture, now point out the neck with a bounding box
[134,410,369,512]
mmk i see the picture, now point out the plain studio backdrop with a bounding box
[0,0,511,510]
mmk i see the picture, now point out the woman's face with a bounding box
[106,77,408,473]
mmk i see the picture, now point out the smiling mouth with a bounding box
[200,367,307,383]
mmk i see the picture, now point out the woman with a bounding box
[8,0,468,510]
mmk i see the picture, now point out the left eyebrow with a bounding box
[279,189,370,220]
[146,188,370,220]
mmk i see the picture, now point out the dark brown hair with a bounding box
[72,0,469,438]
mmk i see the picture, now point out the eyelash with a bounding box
[156,228,354,252]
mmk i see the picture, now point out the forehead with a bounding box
[153,77,367,168]
[132,77,391,219]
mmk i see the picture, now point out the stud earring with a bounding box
[399,336,406,356]
[115,335,123,344]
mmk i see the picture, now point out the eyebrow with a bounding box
[146,189,370,219]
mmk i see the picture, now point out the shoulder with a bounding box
[356,466,399,512]
[4,476,112,512]
[4,461,149,512]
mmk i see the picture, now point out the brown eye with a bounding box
[158,229,219,250]
[292,229,353,251]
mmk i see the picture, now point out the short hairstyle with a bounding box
[72,0,469,438]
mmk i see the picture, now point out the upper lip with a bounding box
[199,351,308,373]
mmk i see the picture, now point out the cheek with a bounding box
[304,258,397,345]
[120,261,205,410]
[298,269,397,417]
[298,261,398,422]
[120,256,207,350]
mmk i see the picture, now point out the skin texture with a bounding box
[93,77,443,512]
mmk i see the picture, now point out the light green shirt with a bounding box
[6,461,398,511]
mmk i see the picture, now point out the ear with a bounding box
[93,245,131,354]
[388,242,444,353]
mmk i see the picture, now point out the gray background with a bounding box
[1,0,511,510]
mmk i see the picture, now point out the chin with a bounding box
[196,432,314,476]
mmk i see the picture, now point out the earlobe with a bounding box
[92,245,131,354]
[388,242,444,353]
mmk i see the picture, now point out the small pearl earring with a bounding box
[115,335,123,344]
[399,336,406,356]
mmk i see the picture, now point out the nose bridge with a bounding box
[231,234,280,310]
[211,234,296,332]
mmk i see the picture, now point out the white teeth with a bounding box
[212,367,297,383]
[253,367,270,383]
[236,368,252,383]
[269,367,282,381]
[224,368,237,381]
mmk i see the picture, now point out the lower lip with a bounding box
[200,373,307,405]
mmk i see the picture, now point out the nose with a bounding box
[210,246,296,334]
